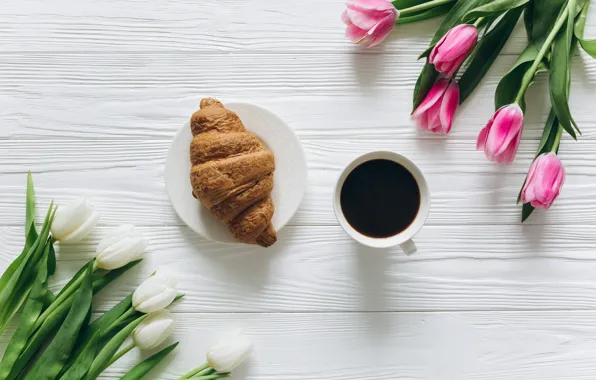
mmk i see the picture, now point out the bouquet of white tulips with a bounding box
[0,174,255,379]
[0,174,183,380]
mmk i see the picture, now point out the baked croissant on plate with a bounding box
[189,98,277,247]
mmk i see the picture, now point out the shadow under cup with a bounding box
[333,151,430,252]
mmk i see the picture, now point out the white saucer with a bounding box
[164,102,307,244]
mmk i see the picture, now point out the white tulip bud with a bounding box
[206,330,252,372]
[133,271,178,313]
[95,224,146,270]
[132,309,175,350]
[51,198,100,243]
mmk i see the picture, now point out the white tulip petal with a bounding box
[96,224,136,253]
[135,287,178,314]
[95,224,146,270]
[58,210,100,243]
[133,272,179,313]
[133,310,175,350]
[51,198,99,243]
[206,331,252,372]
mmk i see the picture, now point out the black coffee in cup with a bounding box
[339,159,421,238]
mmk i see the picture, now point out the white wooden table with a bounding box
[2,1,596,379]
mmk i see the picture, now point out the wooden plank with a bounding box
[2,225,596,312]
[0,137,593,226]
[4,310,596,379]
[4,0,594,55]
[0,51,594,139]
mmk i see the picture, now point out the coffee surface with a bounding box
[340,159,420,238]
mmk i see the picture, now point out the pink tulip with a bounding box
[521,153,565,209]
[412,79,460,135]
[476,104,524,164]
[342,0,398,47]
[430,24,478,78]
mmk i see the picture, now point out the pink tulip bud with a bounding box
[412,79,460,135]
[521,153,565,209]
[342,0,398,47]
[429,24,478,78]
[476,104,524,164]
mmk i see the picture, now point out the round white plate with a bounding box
[165,102,307,244]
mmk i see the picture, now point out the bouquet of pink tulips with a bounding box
[343,0,596,221]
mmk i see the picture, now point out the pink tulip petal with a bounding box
[434,27,478,62]
[345,23,368,42]
[412,79,448,117]
[521,153,565,208]
[476,120,492,151]
[499,128,522,164]
[417,111,429,130]
[429,33,448,63]
[367,15,395,46]
[485,105,523,157]
[439,82,459,134]
[346,8,382,30]
[426,103,441,130]
[342,10,351,25]
[347,0,395,12]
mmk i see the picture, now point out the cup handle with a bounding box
[400,239,417,255]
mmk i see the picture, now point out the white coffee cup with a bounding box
[333,151,430,254]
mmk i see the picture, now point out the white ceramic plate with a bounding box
[165,102,307,244]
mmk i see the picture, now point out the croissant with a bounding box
[189,98,277,247]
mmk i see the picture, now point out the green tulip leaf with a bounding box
[8,260,141,380]
[549,0,580,140]
[574,1,596,58]
[392,0,433,8]
[398,3,454,24]
[120,342,179,380]
[525,0,566,48]
[0,247,51,379]
[0,203,55,336]
[7,296,74,380]
[521,202,536,222]
[58,332,100,380]
[494,44,546,111]
[93,259,143,293]
[462,0,529,22]
[84,314,149,380]
[459,8,523,102]
[24,263,94,380]
[25,172,37,241]
[58,294,134,379]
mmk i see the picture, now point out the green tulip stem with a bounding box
[178,362,210,379]
[113,306,137,326]
[550,124,564,153]
[397,0,456,16]
[515,4,570,104]
[473,17,484,27]
[106,341,136,368]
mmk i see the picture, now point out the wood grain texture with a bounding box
[5,311,596,380]
[4,0,595,54]
[1,51,595,140]
[2,225,596,313]
[0,138,595,226]
[2,1,596,379]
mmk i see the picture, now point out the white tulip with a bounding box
[132,271,178,313]
[51,198,100,243]
[95,224,146,270]
[132,309,175,350]
[206,330,252,372]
